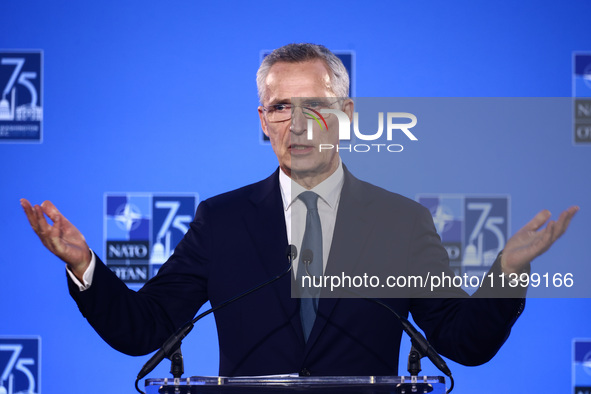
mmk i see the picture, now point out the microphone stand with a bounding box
[407,345,422,378]
[134,245,298,394]
[170,348,184,385]
[365,297,454,394]
[298,251,455,393]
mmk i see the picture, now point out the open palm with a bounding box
[501,206,578,274]
[21,199,91,277]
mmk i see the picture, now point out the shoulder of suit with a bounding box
[346,172,427,214]
[199,170,278,211]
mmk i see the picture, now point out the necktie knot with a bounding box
[299,191,319,211]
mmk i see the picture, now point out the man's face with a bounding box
[258,60,353,188]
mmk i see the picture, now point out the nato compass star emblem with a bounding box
[431,204,455,234]
[584,64,591,89]
[584,352,591,376]
[113,203,143,232]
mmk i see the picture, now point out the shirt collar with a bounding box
[279,160,344,211]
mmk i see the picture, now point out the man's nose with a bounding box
[290,106,307,135]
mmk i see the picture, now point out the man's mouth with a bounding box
[289,144,313,150]
[289,144,314,152]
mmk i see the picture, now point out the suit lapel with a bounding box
[244,169,306,345]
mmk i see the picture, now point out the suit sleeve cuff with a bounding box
[66,249,96,291]
[481,251,530,299]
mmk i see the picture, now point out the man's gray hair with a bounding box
[256,43,350,103]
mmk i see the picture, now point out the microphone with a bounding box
[298,249,320,315]
[287,244,298,262]
[135,245,297,389]
[302,249,313,276]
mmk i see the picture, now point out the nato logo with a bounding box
[0,337,41,394]
[0,51,42,143]
[259,49,355,144]
[104,193,198,284]
[573,53,591,144]
[573,339,591,393]
[416,195,509,278]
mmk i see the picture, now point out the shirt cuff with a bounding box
[66,249,96,291]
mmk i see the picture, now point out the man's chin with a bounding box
[289,159,335,181]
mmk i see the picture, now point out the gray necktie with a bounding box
[298,191,323,341]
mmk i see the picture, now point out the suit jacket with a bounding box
[69,167,524,376]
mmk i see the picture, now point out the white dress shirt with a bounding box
[279,161,344,276]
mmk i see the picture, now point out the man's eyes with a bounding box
[303,101,329,109]
[271,104,290,112]
[269,101,329,111]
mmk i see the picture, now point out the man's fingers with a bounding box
[533,205,579,253]
[552,206,579,242]
[524,209,552,232]
[21,199,40,231]
[41,200,62,223]
[34,204,50,233]
[41,199,77,230]
[20,198,32,211]
[503,205,578,271]
[540,220,555,252]
[22,199,90,266]
[46,217,66,252]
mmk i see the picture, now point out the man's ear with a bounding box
[342,98,354,123]
[258,106,269,137]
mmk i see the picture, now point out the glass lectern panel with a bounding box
[145,375,446,394]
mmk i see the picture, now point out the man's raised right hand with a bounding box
[21,199,91,281]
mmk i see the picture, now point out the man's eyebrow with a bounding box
[267,98,291,105]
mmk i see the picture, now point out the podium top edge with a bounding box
[145,375,446,386]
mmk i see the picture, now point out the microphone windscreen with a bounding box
[302,249,313,265]
[287,244,298,261]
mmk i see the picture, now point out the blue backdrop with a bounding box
[1,1,590,393]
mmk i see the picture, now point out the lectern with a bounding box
[145,375,446,394]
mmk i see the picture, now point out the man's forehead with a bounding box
[267,58,330,73]
[264,60,334,103]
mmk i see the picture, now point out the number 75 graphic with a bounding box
[1,58,39,106]
[0,344,37,394]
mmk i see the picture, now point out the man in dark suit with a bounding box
[21,43,578,377]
